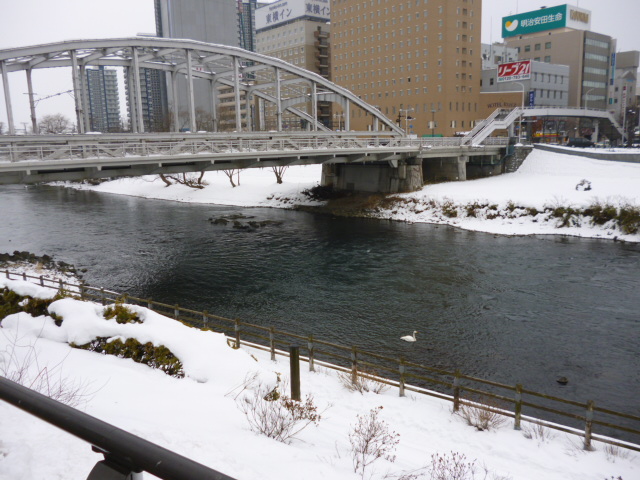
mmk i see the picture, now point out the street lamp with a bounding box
[513,81,525,143]
[431,109,436,137]
[399,107,414,136]
[584,87,595,110]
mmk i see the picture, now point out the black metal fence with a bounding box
[3,269,640,453]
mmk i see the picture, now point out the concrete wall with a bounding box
[534,144,640,163]
[322,160,423,193]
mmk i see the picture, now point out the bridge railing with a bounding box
[0,135,492,163]
[3,269,640,453]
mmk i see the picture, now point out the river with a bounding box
[2,184,639,432]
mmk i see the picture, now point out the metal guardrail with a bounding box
[3,270,639,454]
[0,134,504,164]
[0,376,235,479]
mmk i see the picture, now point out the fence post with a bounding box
[79,283,85,300]
[100,288,106,306]
[173,304,179,320]
[453,370,461,412]
[398,357,406,397]
[307,335,315,372]
[584,400,595,450]
[269,327,276,361]
[147,299,153,310]
[5,270,9,279]
[234,320,241,349]
[514,383,523,430]
[202,310,208,328]
[351,347,358,385]
[22,272,27,281]
[290,345,301,401]
[39,275,44,287]
[58,279,63,290]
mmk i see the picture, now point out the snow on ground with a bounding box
[1,277,638,480]
[68,148,640,243]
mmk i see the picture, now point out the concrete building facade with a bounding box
[481,60,570,108]
[481,43,518,70]
[502,5,616,110]
[331,0,482,137]
[85,67,121,133]
[256,0,331,129]
[611,50,639,121]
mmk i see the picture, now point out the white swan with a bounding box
[401,331,418,342]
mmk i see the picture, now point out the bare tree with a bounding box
[38,114,71,134]
[159,172,207,189]
[272,166,288,184]
[223,169,241,187]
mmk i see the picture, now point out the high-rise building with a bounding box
[611,51,639,120]
[85,67,121,133]
[154,0,243,130]
[124,67,170,133]
[255,0,332,129]
[502,4,616,110]
[331,0,482,137]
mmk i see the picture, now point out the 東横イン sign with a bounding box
[497,60,531,83]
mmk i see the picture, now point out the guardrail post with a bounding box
[202,310,208,328]
[307,334,315,372]
[514,383,523,430]
[58,278,63,290]
[173,304,179,320]
[453,370,461,412]
[147,299,153,310]
[398,357,406,397]
[39,275,44,286]
[290,345,301,401]
[234,319,241,349]
[351,347,358,385]
[584,400,595,450]
[79,283,85,300]
[269,327,276,361]
[100,288,106,305]
[5,270,9,279]
[22,272,27,281]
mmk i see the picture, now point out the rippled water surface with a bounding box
[2,184,639,425]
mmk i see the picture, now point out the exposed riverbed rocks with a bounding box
[208,214,284,232]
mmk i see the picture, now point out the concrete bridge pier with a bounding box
[422,156,469,182]
[321,158,423,193]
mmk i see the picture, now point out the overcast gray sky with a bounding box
[1,0,639,129]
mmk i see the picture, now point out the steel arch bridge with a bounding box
[0,37,404,136]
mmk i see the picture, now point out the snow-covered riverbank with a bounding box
[66,147,640,243]
[1,273,638,480]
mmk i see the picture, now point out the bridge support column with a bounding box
[26,68,38,134]
[321,158,423,193]
[1,61,15,135]
[422,156,468,182]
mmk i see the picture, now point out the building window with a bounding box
[524,45,531,52]
[544,56,551,63]
[545,42,552,49]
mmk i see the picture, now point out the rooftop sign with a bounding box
[497,60,532,83]
[256,0,330,31]
[502,4,591,38]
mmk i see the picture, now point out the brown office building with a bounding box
[502,5,616,111]
[331,0,482,137]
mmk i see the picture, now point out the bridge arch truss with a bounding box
[0,37,404,136]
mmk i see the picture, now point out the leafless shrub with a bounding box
[349,406,400,478]
[224,371,260,400]
[223,169,241,187]
[338,366,390,395]
[522,422,556,444]
[428,452,476,480]
[237,381,322,443]
[0,329,93,408]
[159,172,207,189]
[455,399,508,431]
[602,444,631,463]
[272,166,288,184]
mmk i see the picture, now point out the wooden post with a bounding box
[584,400,595,450]
[290,345,301,401]
[234,320,241,349]
[269,327,276,361]
[22,272,26,281]
[58,279,63,290]
[39,275,44,287]
[453,370,461,412]
[399,357,406,397]
[79,284,85,300]
[174,304,179,320]
[202,310,208,327]
[351,347,358,385]
[514,383,523,430]
[5,270,9,279]
[100,288,106,306]
[307,335,315,372]
[147,299,153,310]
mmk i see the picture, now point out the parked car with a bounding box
[566,137,594,148]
